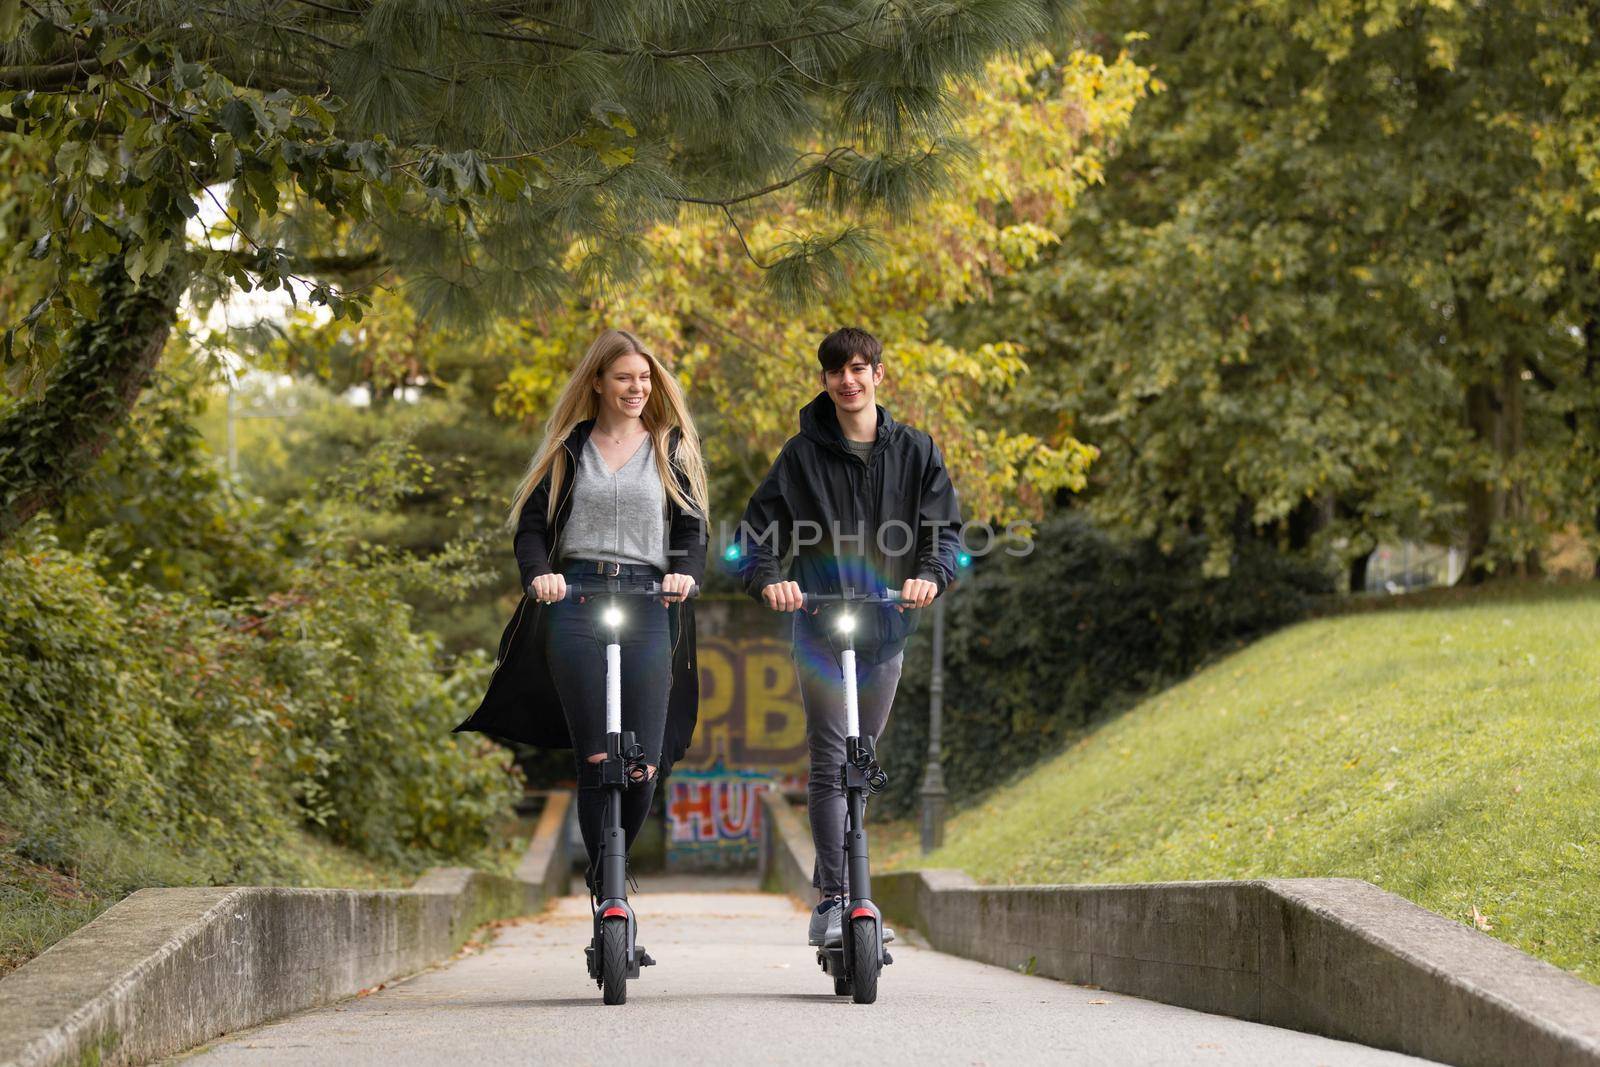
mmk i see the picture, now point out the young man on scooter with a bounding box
[735,327,963,947]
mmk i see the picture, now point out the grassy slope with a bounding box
[914,584,1600,980]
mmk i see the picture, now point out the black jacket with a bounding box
[735,392,963,662]
[451,420,709,773]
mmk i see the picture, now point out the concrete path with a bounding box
[172,879,1437,1066]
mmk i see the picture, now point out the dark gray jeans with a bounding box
[792,634,904,899]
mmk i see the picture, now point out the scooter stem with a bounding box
[606,639,622,735]
[841,646,860,740]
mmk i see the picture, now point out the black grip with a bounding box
[563,579,699,600]
[798,588,905,611]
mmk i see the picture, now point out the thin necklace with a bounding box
[597,420,644,446]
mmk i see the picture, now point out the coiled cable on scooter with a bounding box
[849,746,889,795]
[622,741,650,785]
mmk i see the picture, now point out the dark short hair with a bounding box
[817,327,883,373]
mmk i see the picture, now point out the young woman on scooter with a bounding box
[454,327,709,893]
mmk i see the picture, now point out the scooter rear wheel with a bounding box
[833,975,852,996]
[600,917,628,1005]
[848,917,879,1004]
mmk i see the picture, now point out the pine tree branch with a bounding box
[672,147,857,207]
[473,17,869,59]
[286,0,367,17]
[0,58,104,91]
[0,40,324,97]
[719,205,774,269]
[194,5,457,86]
[293,249,389,274]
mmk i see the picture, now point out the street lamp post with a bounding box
[919,595,948,853]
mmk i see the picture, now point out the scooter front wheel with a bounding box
[848,917,879,1004]
[600,917,628,1005]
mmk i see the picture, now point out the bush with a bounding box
[1,358,524,975]
[875,510,1333,817]
[0,533,296,882]
[242,558,515,865]
[0,525,520,883]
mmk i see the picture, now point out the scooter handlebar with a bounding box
[562,578,699,601]
[798,588,905,611]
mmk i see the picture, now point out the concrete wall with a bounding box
[757,788,815,899]
[758,791,1600,1067]
[0,792,572,1067]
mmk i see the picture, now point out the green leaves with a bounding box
[993,0,1600,578]
[219,98,257,141]
[0,0,21,40]
[26,14,56,54]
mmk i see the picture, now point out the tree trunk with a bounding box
[1286,494,1330,552]
[1347,551,1369,594]
[1463,350,1536,582]
[0,255,186,543]
[1499,351,1539,577]
[1463,371,1503,585]
[1585,306,1600,580]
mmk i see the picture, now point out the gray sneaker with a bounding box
[807,896,843,945]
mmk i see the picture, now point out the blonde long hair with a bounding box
[506,329,710,532]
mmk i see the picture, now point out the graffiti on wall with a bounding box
[665,763,771,869]
[665,636,809,869]
[681,636,809,778]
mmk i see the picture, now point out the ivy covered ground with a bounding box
[906,584,1600,982]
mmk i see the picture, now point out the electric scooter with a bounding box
[798,587,905,1004]
[564,575,697,1006]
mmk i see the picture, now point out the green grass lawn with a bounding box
[912,582,1600,981]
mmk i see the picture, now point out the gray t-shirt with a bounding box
[844,437,874,464]
[559,434,670,571]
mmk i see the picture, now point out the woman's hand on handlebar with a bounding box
[530,572,567,604]
[761,580,804,612]
[897,577,938,612]
[660,572,696,605]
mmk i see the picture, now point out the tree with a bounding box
[0,0,1072,541]
[487,43,1155,525]
[982,1,1600,578]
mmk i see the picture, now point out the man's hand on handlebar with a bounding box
[761,580,804,612]
[530,572,567,604]
[660,572,696,606]
[897,577,938,612]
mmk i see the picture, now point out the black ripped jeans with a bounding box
[544,563,671,874]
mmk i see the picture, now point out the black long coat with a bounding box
[451,420,708,775]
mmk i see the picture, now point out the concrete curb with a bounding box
[0,791,572,1067]
[757,791,1600,1067]
[756,788,815,900]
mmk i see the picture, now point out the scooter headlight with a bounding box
[836,613,856,635]
[603,606,624,628]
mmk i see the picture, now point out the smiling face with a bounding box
[822,353,883,416]
[595,352,652,421]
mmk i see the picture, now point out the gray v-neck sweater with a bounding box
[559,434,670,571]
